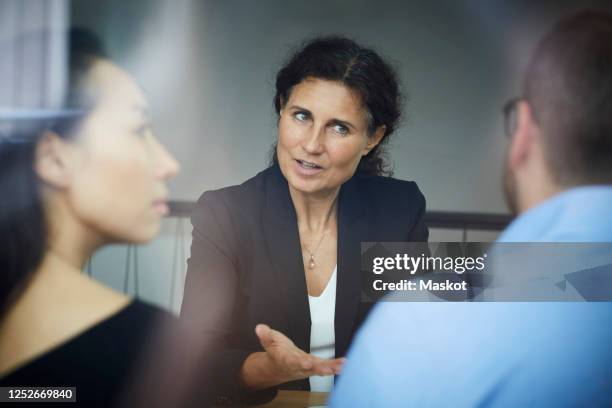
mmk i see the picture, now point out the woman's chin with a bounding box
[119,221,161,245]
[287,178,323,195]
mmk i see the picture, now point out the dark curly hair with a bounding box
[271,36,403,176]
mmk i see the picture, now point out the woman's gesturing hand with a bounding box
[256,324,344,380]
[240,324,345,390]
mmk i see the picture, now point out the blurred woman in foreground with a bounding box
[0,31,202,406]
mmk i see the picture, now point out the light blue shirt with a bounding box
[330,186,612,407]
[498,186,612,242]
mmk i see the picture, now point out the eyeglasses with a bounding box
[502,97,524,138]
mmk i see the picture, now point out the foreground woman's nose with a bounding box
[153,138,180,180]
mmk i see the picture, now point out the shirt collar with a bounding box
[498,185,612,242]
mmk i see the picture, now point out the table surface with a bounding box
[255,391,329,407]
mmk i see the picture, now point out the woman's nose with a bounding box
[162,153,180,180]
[154,139,180,180]
[302,125,325,154]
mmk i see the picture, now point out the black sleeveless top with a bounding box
[0,301,170,407]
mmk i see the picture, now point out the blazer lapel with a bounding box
[260,165,369,357]
[261,165,311,352]
[335,177,369,357]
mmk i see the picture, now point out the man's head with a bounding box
[503,10,612,214]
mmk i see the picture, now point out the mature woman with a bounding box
[0,31,192,406]
[181,37,428,402]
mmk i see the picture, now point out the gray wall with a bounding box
[72,0,612,213]
[71,0,611,310]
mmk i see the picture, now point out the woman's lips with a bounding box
[153,200,169,216]
[294,159,323,176]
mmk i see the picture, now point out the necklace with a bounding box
[305,230,328,269]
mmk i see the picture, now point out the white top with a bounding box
[308,266,337,392]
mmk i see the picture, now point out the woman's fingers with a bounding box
[300,357,313,370]
[254,324,345,380]
[255,324,274,349]
[309,356,345,376]
[292,353,345,377]
[255,324,295,350]
[333,357,347,374]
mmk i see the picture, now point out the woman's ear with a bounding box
[278,96,287,116]
[363,125,386,156]
[34,131,77,189]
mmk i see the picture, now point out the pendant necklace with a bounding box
[306,230,328,269]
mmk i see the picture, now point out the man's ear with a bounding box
[34,131,76,189]
[508,101,538,171]
[363,125,386,156]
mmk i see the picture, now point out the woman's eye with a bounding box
[332,124,349,135]
[135,124,152,137]
[294,112,309,122]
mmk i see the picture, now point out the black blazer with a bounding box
[181,164,428,401]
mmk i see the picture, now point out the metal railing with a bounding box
[169,200,513,232]
[85,201,512,308]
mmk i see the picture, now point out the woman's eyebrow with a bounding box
[288,105,311,114]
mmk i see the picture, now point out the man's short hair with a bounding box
[525,10,612,185]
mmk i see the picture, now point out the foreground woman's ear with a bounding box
[34,131,77,189]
